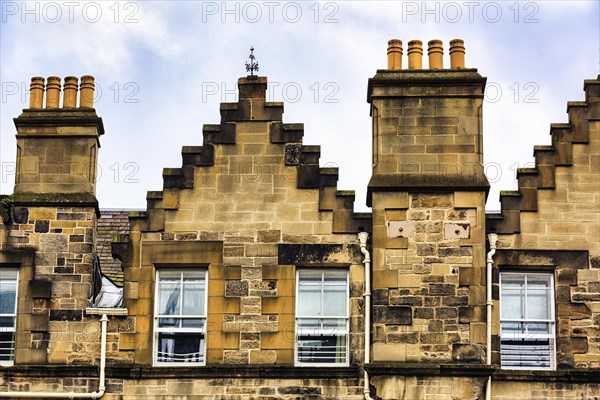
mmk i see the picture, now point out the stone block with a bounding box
[429,283,456,296]
[249,349,276,364]
[556,303,591,320]
[372,270,398,288]
[372,343,406,362]
[373,305,412,325]
[225,280,248,297]
[452,343,485,363]
[29,279,51,298]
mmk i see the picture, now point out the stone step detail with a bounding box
[134,76,371,235]
[486,76,600,234]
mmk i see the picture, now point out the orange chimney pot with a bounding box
[387,39,403,70]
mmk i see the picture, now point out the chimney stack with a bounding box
[427,40,443,69]
[29,77,45,109]
[407,40,423,69]
[387,39,403,70]
[450,39,466,69]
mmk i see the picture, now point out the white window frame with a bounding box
[0,268,19,367]
[153,268,208,366]
[295,269,349,367]
[499,271,556,370]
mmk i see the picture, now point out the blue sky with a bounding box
[1,1,598,211]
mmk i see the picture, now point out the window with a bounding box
[0,269,18,366]
[295,269,349,366]
[154,269,207,366]
[500,272,555,370]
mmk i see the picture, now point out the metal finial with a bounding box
[245,46,259,76]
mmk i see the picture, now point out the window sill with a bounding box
[85,307,128,316]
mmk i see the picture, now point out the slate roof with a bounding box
[97,210,132,286]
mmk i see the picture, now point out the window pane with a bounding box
[502,274,525,287]
[298,270,322,283]
[501,322,525,337]
[156,332,204,364]
[158,317,179,328]
[528,274,551,288]
[323,285,346,316]
[297,285,321,317]
[159,270,181,281]
[159,284,181,316]
[527,322,551,335]
[0,270,18,280]
[324,270,346,284]
[0,317,15,328]
[297,318,321,333]
[0,282,17,315]
[527,289,550,319]
[501,338,552,369]
[297,335,347,364]
[182,318,204,328]
[501,289,523,319]
[322,318,347,331]
[183,270,205,281]
[0,332,15,361]
[182,283,204,315]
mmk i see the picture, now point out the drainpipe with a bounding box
[358,232,374,400]
[0,314,108,399]
[485,233,498,400]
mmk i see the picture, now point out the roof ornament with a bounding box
[245,46,259,76]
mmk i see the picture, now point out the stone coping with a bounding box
[0,365,360,380]
[366,362,494,377]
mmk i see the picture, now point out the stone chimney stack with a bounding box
[367,38,487,197]
[14,75,104,198]
[366,39,490,372]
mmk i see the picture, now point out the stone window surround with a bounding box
[491,249,589,369]
[131,240,222,366]
[0,249,44,365]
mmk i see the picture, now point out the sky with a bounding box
[0,1,598,212]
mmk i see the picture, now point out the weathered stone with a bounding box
[257,230,280,243]
[34,220,49,233]
[452,343,485,363]
[225,280,249,297]
[429,283,456,296]
[373,305,412,325]
[388,332,418,344]
[414,307,434,319]
[49,310,82,321]
[557,303,591,320]
[558,268,578,285]
[372,289,389,305]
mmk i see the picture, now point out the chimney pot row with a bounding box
[386,39,466,70]
[28,75,96,109]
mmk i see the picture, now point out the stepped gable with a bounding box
[130,76,371,234]
[486,75,600,234]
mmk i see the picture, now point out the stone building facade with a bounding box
[0,39,598,399]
